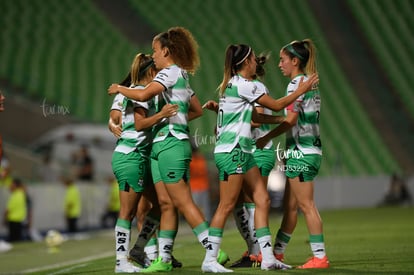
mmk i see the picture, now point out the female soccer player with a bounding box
[111,53,178,273]
[201,44,318,273]
[109,70,183,269]
[256,39,329,269]
[229,53,278,268]
[204,54,280,268]
[108,27,219,272]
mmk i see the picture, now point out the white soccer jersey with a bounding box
[151,65,195,142]
[113,85,152,155]
[285,74,322,155]
[111,93,124,111]
[251,80,274,150]
[214,75,266,154]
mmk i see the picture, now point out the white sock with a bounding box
[158,230,176,263]
[144,237,158,261]
[233,204,251,252]
[274,229,291,255]
[204,235,221,262]
[245,203,259,255]
[258,235,274,263]
[115,221,130,262]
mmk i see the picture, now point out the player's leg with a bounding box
[243,165,290,270]
[287,155,329,269]
[202,173,243,273]
[273,177,297,262]
[112,151,144,273]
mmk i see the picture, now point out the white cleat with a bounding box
[115,261,142,273]
[261,259,291,270]
[202,260,234,273]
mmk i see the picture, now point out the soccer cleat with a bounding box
[115,261,142,273]
[129,248,152,268]
[217,249,230,265]
[275,253,284,262]
[230,251,261,268]
[261,259,291,270]
[297,256,330,269]
[202,259,234,273]
[141,256,173,272]
[171,255,183,268]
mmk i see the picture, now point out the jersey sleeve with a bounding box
[111,93,124,111]
[239,80,266,103]
[253,81,269,107]
[152,66,179,91]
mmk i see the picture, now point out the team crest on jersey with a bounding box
[235,165,243,174]
[313,94,321,104]
[251,84,258,95]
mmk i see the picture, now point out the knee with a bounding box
[158,197,174,213]
[254,193,271,210]
[216,201,237,217]
[297,200,316,214]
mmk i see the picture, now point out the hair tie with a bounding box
[285,44,304,60]
[235,46,252,66]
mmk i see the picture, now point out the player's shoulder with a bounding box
[290,74,308,85]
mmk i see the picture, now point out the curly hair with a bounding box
[153,26,200,74]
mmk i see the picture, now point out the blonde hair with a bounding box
[282,39,317,75]
[153,26,200,74]
[130,53,155,85]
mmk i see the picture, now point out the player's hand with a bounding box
[255,136,268,149]
[109,123,122,138]
[160,103,179,118]
[108,84,119,95]
[202,100,218,113]
[298,73,319,94]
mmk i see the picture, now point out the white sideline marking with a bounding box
[21,251,113,274]
[47,263,88,275]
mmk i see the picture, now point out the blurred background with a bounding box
[0,0,413,237]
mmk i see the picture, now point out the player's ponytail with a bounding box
[219,44,252,95]
[302,39,317,75]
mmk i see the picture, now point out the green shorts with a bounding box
[285,153,321,182]
[215,147,257,181]
[151,136,191,184]
[253,148,276,177]
[111,151,151,193]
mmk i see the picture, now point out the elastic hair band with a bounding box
[285,44,304,60]
[139,59,154,75]
[235,46,252,66]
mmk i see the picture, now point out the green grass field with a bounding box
[1,207,413,274]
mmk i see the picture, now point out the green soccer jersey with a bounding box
[111,86,153,156]
[251,80,275,150]
[151,65,195,142]
[215,75,266,154]
[285,74,322,155]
